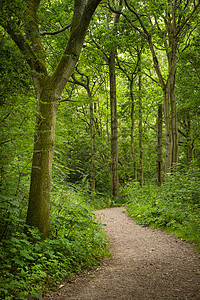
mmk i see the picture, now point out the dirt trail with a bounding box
[43,207,200,300]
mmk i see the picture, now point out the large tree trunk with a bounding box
[157,103,163,186]
[26,89,58,238]
[109,49,119,197]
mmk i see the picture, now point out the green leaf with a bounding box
[19,250,34,260]
[12,257,25,267]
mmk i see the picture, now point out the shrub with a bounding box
[125,166,200,248]
[0,195,110,299]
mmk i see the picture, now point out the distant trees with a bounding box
[89,1,123,197]
[123,0,200,179]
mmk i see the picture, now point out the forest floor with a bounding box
[42,207,200,300]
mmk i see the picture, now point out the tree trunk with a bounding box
[148,39,172,181]
[170,77,178,169]
[89,95,96,193]
[167,24,178,171]
[106,84,110,145]
[107,0,122,197]
[130,77,137,181]
[163,89,172,180]
[26,89,58,238]
[109,49,119,197]
[138,57,143,187]
[157,103,163,186]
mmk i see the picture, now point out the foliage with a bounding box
[125,165,200,248]
[0,191,110,300]
[0,1,200,298]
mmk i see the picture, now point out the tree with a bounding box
[176,29,200,165]
[138,51,144,186]
[91,0,123,196]
[157,104,163,186]
[121,0,200,179]
[116,40,139,182]
[0,0,101,239]
[68,66,105,193]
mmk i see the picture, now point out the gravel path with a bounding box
[43,207,200,299]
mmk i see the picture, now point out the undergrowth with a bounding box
[125,166,200,249]
[0,189,110,300]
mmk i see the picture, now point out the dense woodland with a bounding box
[0,0,200,298]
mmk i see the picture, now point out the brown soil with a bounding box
[42,207,200,300]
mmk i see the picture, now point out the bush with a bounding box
[0,194,110,300]
[125,167,200,248]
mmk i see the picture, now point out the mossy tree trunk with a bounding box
[26,89,58,238]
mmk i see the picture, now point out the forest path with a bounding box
[43,207,200,300]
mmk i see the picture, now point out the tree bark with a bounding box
[89,95,96,194]
[108,0,122,197]
[157,104,163,186]
[167,23,178,169]
[138,55,143,187]
[148,39,172,180]
[26,89,58,238]
[109,49,119,197]
[130,78,137,181]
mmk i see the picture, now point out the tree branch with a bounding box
[59,98,78,103]
[142,71,160,86]
[40,23,71,36]
[89,30,109,62]
[0,112,11,124]
[107,1,145,37]
[176,0,200,37]
[2,23,47,75]
[50,0,102,96]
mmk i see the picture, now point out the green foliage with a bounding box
[0,194,110,299]
[1,1,200,298]
[0,30,32,106]
[125,166,200,248]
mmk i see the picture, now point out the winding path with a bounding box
[43,207,200,299]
